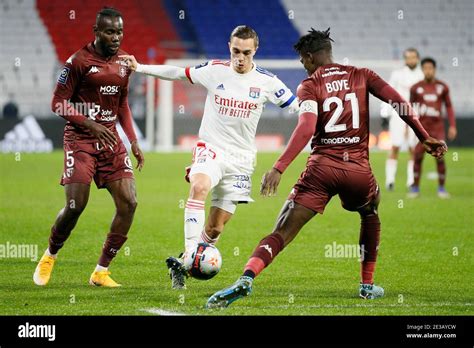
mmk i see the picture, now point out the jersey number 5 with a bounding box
[323,93,359,133]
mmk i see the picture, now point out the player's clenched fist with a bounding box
[119,55,138,71]
[423,137,448,159]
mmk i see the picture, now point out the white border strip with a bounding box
[142,308,187,316]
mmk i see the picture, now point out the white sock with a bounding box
[385,159,397,186]
[95,265,108,272]
[184,199,205,250]
[199,230,220,245]
[406,160,414,187]
[45,248,57,259]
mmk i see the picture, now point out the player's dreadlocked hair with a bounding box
[294,27,334,54]
[96,7,122,24]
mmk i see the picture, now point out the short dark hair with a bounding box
[96,7,122,24]
[294,27,334,54]
[421,57,437,68]
[404,47,420,58]
[230,25,259,47]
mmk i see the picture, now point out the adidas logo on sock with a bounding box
[186,218,198,223]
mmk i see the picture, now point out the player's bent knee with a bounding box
[119,198,137,216]
[358,199,379,216]
[190,181,210,199]
[63,203,86,218]
[272,228,296,247]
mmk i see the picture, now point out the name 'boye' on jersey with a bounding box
[298,63,383,172]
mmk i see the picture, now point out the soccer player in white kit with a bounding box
[120,26,298,289]
[381,48,424,191]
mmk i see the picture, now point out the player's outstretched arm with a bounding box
[261,101,317,197]
[119,55,187,81]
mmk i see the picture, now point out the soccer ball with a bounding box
[183,243,222,280]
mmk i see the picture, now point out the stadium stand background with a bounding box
[1,0,472,148]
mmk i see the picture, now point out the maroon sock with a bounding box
[48,226,72,255]
[243,232,284,278]
[359,214,381,284]
[413,149,424,187]
[437,159,446,187]
[98,232,128,268]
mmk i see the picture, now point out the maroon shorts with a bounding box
[60,140,134,189]
[288,161,379,214]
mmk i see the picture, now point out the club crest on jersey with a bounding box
[119,66,127,77]
[249,87,260,99]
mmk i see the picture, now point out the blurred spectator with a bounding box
[3,96,19,120]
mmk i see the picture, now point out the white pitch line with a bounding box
[236,302,474,310]
[142,308,187,316]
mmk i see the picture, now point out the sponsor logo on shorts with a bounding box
[320,136,360,145]
[124,156,133,170]
[233,175,250,190]
[64,167,74,178]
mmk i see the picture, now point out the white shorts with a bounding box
[389,114,418,148]
[188,141,254,214]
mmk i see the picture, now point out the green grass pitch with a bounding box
[0,149,472,315]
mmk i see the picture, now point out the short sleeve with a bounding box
[361,68,388,95]
[267,76,296,108]
[53,55,84,100]
[185,61,213,88]
[296,78,317,103]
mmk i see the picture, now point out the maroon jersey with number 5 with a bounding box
[53,42,132,142]
[297,63,386,172]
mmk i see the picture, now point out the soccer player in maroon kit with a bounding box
[408,57,456,199]
[33,7,144,287]
[206,28,447,308]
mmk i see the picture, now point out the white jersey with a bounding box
[185,60,297,166]
[381,65,424,118]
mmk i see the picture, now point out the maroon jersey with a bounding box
[297,63,382,172]
[410,79,455,134]
[53,42,132,142]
